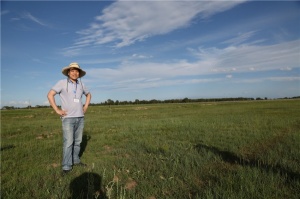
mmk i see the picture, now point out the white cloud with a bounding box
[64,0,245,55]
[280,67,292,71]
[85,39,299,90]
[234,76,300,84]
[21,12,51,27]
[1,10,10,16]
[10,17,21,21]
[3,101,31,107]
[191,39,300,73]
[222,31,258,46]
[94,77,223,91]
[266,76,300,82]
[132,53,152,59]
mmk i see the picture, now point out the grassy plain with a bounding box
[1,99,300,199]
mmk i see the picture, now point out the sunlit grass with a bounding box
[1,100,300,198]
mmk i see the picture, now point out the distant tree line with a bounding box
[2,96,300,110]
[92,97,256,106]
[88,96,300,106]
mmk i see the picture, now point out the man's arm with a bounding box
[47,90,67,116]
[83,93,91,114]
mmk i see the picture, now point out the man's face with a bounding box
[68,68,80,80]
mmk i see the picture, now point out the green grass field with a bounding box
[1,100,300,199]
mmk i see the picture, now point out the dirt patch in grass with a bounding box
[125,178,137,190]
[102,145,112,154]
[36,133,54,139]
[134,107,148,110]
[51,163,59,168]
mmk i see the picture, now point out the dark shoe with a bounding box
[74,162,87,167]
[62,169,72,176]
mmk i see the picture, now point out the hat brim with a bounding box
[62,66,86,78]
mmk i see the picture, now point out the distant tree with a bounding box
[2,106,15,110]
[150,99,158,104]
[106,99,114,105]
[182,97,189,103]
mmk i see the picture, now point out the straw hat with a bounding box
[62,62,86,78]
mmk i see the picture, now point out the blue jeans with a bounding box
[61,117,84,170]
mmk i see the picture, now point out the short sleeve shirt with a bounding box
[51,79,90,118]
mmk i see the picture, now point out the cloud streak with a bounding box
[24,12,45,26]
[1,10,10,16]
[12,11,51,28]
[85,39,300,90]
[63,0,246,55]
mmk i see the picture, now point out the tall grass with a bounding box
[1,100,300,198]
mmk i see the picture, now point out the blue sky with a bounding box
[1,0,300,107]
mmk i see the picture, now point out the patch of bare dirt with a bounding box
[125,178,137,190]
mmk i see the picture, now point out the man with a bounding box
[47,62,91,175]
